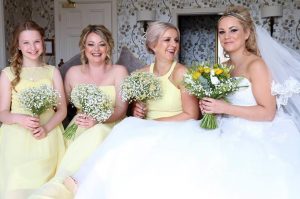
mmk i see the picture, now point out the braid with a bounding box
[9,20,45,91]
[10,50,23,91]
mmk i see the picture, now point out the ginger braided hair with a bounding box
[9,20,45,90]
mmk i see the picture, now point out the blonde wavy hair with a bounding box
[218,5,260,57]
[79,25,114,64]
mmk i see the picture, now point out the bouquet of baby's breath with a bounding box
[18,84,59,116]
[120,71,162,103]
[184,63,243,129]
[64,84,113,140]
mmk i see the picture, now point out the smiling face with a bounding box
[218,16,250,55]
[152,28,179,61]
[84,32,109,64]
[18,30,43,63]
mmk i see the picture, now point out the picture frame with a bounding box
[44,39,54,56]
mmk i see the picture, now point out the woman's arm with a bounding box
[0,71,40,131]
[156,64,199,121]
[201,59,276,121]
[105,65,129,123]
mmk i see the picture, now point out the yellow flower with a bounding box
[214,68,223,75]
[203,67,210,73]
[192,71,201,80]
[198,66,204,73]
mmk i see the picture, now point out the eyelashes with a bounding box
[163,38,179,43]
[86,43,107,47]
[218,29,239,35]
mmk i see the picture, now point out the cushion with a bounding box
[116,46,144,73]
[59,54,81,78]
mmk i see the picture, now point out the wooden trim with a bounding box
[0,0,6,68]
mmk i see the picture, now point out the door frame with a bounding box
[54,0,118,65]
[0,0,6,68]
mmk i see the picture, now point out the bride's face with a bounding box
[218,16,250,54]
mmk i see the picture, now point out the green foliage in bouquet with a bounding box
[184,63,243,129]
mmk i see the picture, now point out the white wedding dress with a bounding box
[74,77,300,199]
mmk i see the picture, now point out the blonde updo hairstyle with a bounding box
[9,20,45,90]
[218,5,260,56]
[79,25,114,65]
[145,21,180,54]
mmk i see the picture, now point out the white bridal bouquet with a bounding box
[64,84,114,140]
[184,63,243,129]
[120,71,162,103]
[18,84,59,116]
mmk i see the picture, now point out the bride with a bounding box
[72,5,300,199]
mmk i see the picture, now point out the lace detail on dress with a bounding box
[271,77,300,109]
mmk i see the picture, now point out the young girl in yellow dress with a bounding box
[0,21,67,199]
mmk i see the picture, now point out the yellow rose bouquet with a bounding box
[184,63,243,129]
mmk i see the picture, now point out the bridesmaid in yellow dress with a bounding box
[61,21,200,198]
[29,25,128,198]
[0,21,67,199]
[132,22,199,121]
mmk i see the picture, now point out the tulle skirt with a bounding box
[74,114,300,199]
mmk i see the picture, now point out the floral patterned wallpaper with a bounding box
[3,0,31,61]
[3,0,300,66]
[117,0,300,65]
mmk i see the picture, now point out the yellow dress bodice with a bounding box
[0,65,65,199]
[146,61,183,119]
[2,65,57,122]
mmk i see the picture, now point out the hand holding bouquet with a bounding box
[120,71,162,103]
[18,84,59,116]
[64,84,114,140]
[184,63,243,129]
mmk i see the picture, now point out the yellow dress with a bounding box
[69,61,185,199]
[147,61,182,119]
[29,85,117,199]
[0,66,65,199]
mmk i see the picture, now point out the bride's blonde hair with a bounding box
[219,5,260,56]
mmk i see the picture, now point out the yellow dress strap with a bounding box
[2,67,15,81]
[164,61,177,78]
[149,61,177,77]
[149,63,155,73]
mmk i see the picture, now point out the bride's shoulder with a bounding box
[247,56,270,75]
[247,56,273,85]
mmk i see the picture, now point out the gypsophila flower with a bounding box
[120,71,162,103]
[64,84,114,140]
[18,84,59,116]
[184,63,244,129]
